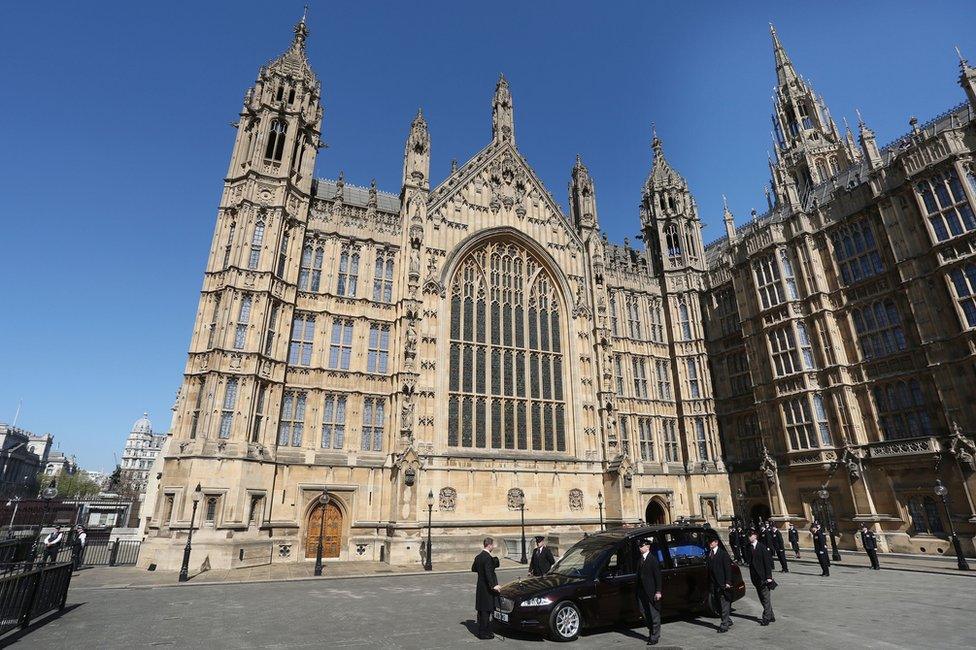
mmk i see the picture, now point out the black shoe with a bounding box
[769,616,776,622]
[759,620,769,626]
[728,620,734,626]
[718,627,729,633]
[781,569,788,573]
[647,638,659,646]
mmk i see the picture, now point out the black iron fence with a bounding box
[0,562,72,636]
[5,528,141,568]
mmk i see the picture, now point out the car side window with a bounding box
[665,530,708,567]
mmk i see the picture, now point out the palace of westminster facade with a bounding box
[139,19,976,570]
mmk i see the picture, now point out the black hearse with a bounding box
[493,524,746,641]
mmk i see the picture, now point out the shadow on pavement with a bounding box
[0,603,85,646]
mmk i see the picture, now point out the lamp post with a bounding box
[314,490,329,576]
[424,490,434,571]
[517,491,528,565]
[817,488,842,562]
[935,480,971,571]
[41,481,58,526]
[597,491,605,531]
[7,496,21,534]
[178,483,203,583]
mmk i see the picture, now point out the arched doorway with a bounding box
[305,501,342,559]
[645,499,667,525]
[749,503,771,528]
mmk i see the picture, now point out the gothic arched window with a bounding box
[664,224,682,264]
[264,119,287,162]
[447,240,566,452]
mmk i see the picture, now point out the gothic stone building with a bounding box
[703,27,976,556]
[139,19,731,571]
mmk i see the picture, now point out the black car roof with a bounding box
[582,523,714,544]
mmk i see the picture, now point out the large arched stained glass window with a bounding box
[447,240,566,452]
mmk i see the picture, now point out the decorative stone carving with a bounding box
[569,488,584,511]
[507,487,525,510]
[486,150,529,216]
[439,487,457,511]
[760,444,778,485]
[949,421,976,472]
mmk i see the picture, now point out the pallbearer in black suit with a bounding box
[787,523,800,558]
[472,537,501,639]
[728,526,741,564]
[812,523,830,576]
[768,521,789,573]
[528,535,555,576]
[637,538,663,646]
[706,535,734,633]
[859,523,881,570]
[747,529,776,626]
[737,526,750,566]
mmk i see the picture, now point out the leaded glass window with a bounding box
[373,249,395,303]
[948,262,976,329]
[278,390,306,446]
[337,244,360,297]
[367,323,390,373]
[288,313,315,366]
[321,393,346,449]
[917,168,976,243]
[830,220,884,285]
[783,396,817,450]
[234,295,252,350]
[662,418,679,462]
[248,222,264,270]
[695,417,709,460]
[298,244,323,292]
[687,358,701,399]
[678,299,692,340]
[656,360,672,401]
[648,298,665,342]
[361,396,384,452]
[447,240,566,452]
[218,377,238,439]
[872,379,933,440]
[851,299,907,359]
[632,356,649,398]
[626,294,642,339]
[638,417,654,461]
[753,253,784,310]
[328,319,354,370]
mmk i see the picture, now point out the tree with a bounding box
[105,465,138,498]
[36,471,102,499]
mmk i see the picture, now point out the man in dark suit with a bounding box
[529,535,555,576]
[637,537,663,645]
[737,525,750,566]
[728,526,741,564]
[706,535,734,633]
[859,523,881,570]
[812,523,830,576]
[747,529,775,625]
[472,537,501,639]
[768,521,789,573]
[787,523,800,558]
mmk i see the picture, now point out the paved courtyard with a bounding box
[9,562,976,648]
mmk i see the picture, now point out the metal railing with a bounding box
[0,562,72,636]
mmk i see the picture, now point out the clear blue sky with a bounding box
[2,1,974,472]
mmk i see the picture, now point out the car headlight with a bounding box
[521,596,553,607]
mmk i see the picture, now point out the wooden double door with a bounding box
[305,502,342,559]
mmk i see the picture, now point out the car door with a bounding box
[588,543,638,626]
[661,530,708,614]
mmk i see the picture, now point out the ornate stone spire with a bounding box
[957,46,976,107]
[402,108,430,189]
[646,126,687,193]
[569,154,598,230]
[492,73,515,143]
[266,12,317,83]
[722,195,736,242]
[770,23,798,89]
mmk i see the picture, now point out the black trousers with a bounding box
[776,549,789,572]
[731,546,741,563]
[817,552,830,575]
[755,584,774,622]
[791,541,800,557]
[637,595,661,641]
[42,546,60,563]
[866,549,880,569]
[476,610,493,638]
[714,588,732,628]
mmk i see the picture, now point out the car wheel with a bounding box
[549,601,582,642]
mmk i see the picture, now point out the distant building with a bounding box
[43,449,76,476]
[120,413,166,494]
[27,433,52,466]
[82,469,110,489]
[0,423,43,496]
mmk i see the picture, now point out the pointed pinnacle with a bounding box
[301,4,308,23]
[855,108,865,127]
[956,45,967,65]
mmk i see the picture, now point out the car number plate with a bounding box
[493,611,509,622]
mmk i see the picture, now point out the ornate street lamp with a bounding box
[178,483,203,582]
[314,490,329,576]
[6,497,21,533]
[817,488,842,562]
[517,491,528,565]
[597,491,605,531]
[935,480,971,571]
[424,490,434,571]
[41,481,58,526]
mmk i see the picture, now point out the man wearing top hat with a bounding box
[636,537,663,645]
[528,535,555,577]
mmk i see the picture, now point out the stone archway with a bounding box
[645,498,668,525]
[749,503,771,528]
[305,501,342,559]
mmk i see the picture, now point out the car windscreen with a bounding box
[550,540,610,579]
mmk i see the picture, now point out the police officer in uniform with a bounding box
[637,538,663,645]
[859,523,881,570]
[769,522,789,573]
[747,529,775,625]
[728,525,741,564]
[528,535,555,576]
[787,522,800,558]
[706,535,734,633]
[812,523,831,576]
